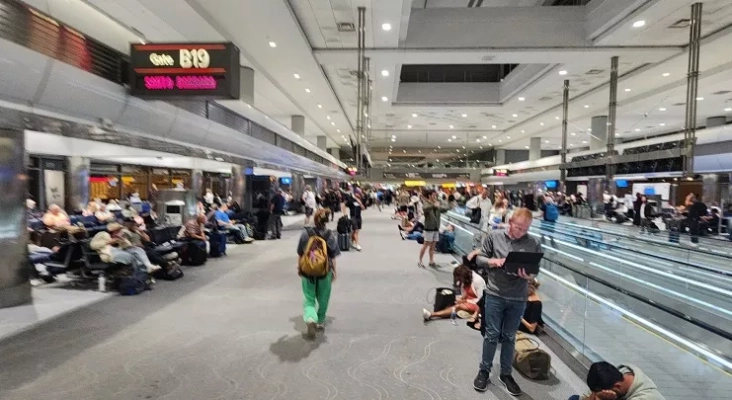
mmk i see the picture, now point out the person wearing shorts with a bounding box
[347,191,365,251]
[302,186,317,226]
[418,190,449,268]
[422,265,485,321]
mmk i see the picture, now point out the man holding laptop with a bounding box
[473,207,543,396]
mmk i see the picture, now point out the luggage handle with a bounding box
[515,334,540,351]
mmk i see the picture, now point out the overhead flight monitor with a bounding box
[129,42,241,100]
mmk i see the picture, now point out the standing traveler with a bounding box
[346,191,365,251]
[302,185,317,226]
[686,193,707,244]
[297,209,340,339]
[467,190,493,229]
[269,188,286,239]
[632,193,643,226]
[473,208,542,396]
[418,190,449,268]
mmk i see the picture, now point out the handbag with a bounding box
[513,332,551,380]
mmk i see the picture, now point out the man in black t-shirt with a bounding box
[687,194,707,244]
[346,191,365,251]
[269,189,286,239]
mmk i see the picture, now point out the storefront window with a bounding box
[90,175,121,200]
[170,169,191,189]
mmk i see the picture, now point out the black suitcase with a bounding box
[338,232,351,251]
[209,232,227,257]
[184,240,207,266]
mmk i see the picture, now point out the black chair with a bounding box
[79,240,130,287]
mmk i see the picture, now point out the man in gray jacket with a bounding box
[572,361,665,400]
[473,208,541,396]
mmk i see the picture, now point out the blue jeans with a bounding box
[568,396,581,400]
[480,294,527,375]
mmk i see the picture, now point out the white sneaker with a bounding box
[422,308,432,321]
[147,265,162,273]
[354,244,362,251]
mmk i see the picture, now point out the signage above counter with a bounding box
[383,172,471,180]
[129,42,240,100]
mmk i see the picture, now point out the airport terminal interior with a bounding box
[1,0,731,399]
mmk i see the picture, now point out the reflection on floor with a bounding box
[0,209,586,400]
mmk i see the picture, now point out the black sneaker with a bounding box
[473,370,489,392]
[499,374,522,396]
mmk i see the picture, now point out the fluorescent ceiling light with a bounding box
[449,125,454,129]
[512,114,518,117]
[558,70,567,76]
[624,88,631,92]
[391,138,396,142]
[632,20,646,28]
[662,72,670,77]
[483,135,487,139]
[381,23,392,31]
[540,122,545,126]
[545,140,549,143]
[555,116,560,120]
[635,128,641,132]
[659,107,666,111]
[336,129,340,133]
[584,104,589,108]
[506,136,511,139]
[725,107,732,112]
[582,140,588,144]
[492,125,497,129]
[524,146,529,149]
[697,97,704,101]
[407,125,412,129]
[293,73,300,79]
[659,123,666,126]
[476,139,480,142]
[326,116,331,120]
[521,130,525,133]
[305,88,311,93]
[448,139,452,142]
[462,113,468,118]
[451,135,457,139]
[317,104,322,109]
[268,41,277,48]
[412,113,418,118]
[518,97,525,101]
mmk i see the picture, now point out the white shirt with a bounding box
[204,193,214,204]
[302,191,317,209]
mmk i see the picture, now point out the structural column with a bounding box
[529,137,542,161]
[66,156,90,212]
[239,66,255,106]
[606,56,619,192]
[0,127,31,308]
[328,147,340,160]
[590,116,608,150]
[316,135,327,151]
[230,164,245,207]
[291,115,305,136]
[186,169,203,216]
[560,79,569,193]
[495,149,506,166]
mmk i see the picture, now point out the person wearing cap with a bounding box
[90,223,159,274]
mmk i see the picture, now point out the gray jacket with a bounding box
[620,365,665,400]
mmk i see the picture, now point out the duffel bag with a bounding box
[513,332,551,380]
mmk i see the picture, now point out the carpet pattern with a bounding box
[0,209,586,400]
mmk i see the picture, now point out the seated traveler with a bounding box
[569,361,665,400]
[122,218,176,270]
[95,204,116,223]
[181,214,208,243]
[214,204,254,243]
[519,279,544,334]
[90,223,160,274]
[82,201,99,217]
[422,265,485,322]
[42,204,71,230]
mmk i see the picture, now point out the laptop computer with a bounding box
[504,251,544,275]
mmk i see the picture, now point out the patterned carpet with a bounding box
[0,209,585,400]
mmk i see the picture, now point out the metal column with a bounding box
[684,2,703,177]
[560,79,569,194]
[606,56,619,192]
[356,6,365,172]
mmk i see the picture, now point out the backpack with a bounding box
[544,203,559,222]
[337,215,352,234]
[299,228,331,278]
[513,332,551,380]
[117,266,150,296]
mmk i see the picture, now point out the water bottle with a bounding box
[98,274,106,292]
[451,307,457,325]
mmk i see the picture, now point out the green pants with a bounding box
[301,272,333,324]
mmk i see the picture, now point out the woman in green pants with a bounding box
[297,208,341,338]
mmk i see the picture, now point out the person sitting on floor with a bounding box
[398,216,425,240]
[570,361,665,400]
[422,264,485,322]
[42,204,70,230]
[519,278,545,334]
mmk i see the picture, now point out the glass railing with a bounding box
[441,213,732,388]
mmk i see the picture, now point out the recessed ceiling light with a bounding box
[624,88,631,92]
[559,70,568,76]
[632,20,646,28]
[326,115,331,120]
[407,125,412,129]
[659,123,666,126]
[571,132,576,136]
[518,97,526,101]
[438,146,441,149]
[331,122,335,126]
[492,125,497,129]
[725,107,732,112]
[482,135,487,139]
[476,139,481,142]
[635,128,641,132]
[269,41,277,48]
[506,136,511,139]
[293,73,300,79]
[659,107,666,111]
[305,88,311,93]
[616,133,622,137]
[462,146,466,149]
[662,72,670,77]
[392,135,396,138]
[336,129,340,133]
[448,139,452,142]
[382,23,392,31]
[449,125,454,129]
[451,135,456,139]
[499,139,502,142]
[403,150,406,153]
[545,140,549,143]
[512,113,518,117]
[391,138,396,142]
[521,130,525,133]
[555,116,560,120]
[582,140,588,144]
[524,146,529,149]
[462,113,468,118]
[697,97,704,101]
[412,113,418,118]
[588,128,592,132]
[540,122,545,126]
[436,159,440,162]
[488,143,492,146]
[381,69,389,77]
[584,104,589,108]
[381,96,388,102]
[317,104,322,109]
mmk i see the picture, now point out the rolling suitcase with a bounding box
[209,232,227,258]
[338,232,351,251]
[184,240,207,266]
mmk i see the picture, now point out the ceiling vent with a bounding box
[337,22,355,32]
[673,102,686,106]
[669,19,691,29]
[586,69,604,75]
[712,90,731,95]
[539,96,553,102]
